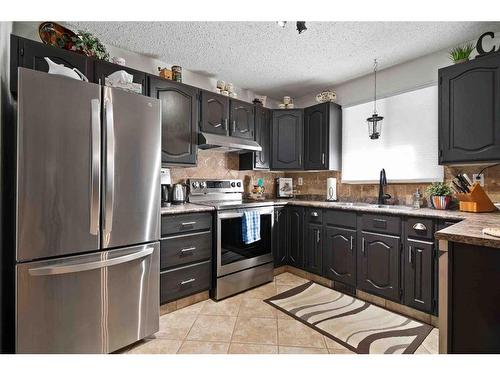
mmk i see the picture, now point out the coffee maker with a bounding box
[161,168,172,207]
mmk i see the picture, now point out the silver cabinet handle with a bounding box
[213,123,222,128]
[232,120,236,133]
[29,247,154,276]
[180,278,196,285]
[362,237,366,255]
[103,94,115,245]
[311,212,319,217]
[90,98,101,236]
[181,247,196,253]
[181,221,197,226]
[299,154,302,166]
[224,118,228,130]
[316,230,320,244]
[322,153,325,165]
[409,245,413,264]
[350,236,353,251]
[413,223,427,231]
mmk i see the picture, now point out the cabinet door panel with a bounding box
[358,232,400,301]
[404,239,433,313]
[94,60,147,94]
[230,100,254,139]
[149,77,198,166]
[288,207,304,268]
[439,53,500,163]
[255,107,271,169]
[305,223,322,275]
[200,91,229,135]
[272,110,303,170]
[304,104,327,170]
[323,227,356,286]
[273,207,288,267]
[12,35,92,93]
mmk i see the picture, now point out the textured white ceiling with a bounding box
[68,21,500,98]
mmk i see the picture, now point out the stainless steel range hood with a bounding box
[198,132,262,152]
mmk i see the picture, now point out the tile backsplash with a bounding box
[169,150,283,197]
[169,151,500,205]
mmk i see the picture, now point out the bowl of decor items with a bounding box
[449,43,475,64]
[427,182,453,210]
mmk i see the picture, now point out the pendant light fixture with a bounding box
[366,59,383,140]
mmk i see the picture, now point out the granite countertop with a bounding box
[160,198,500,248]
[160,203,214,215]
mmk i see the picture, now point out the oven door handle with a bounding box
[218,209,274,220]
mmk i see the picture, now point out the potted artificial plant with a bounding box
[449,43,475,64]
[427,182,453,210]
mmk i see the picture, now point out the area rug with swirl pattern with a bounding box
[264,281,432,354]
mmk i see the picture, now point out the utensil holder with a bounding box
[455,183,496,213]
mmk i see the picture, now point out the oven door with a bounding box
[217,207,274,277]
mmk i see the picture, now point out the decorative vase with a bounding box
[431,195,451,210]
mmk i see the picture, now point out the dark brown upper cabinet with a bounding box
[271,109,304,170]
[149,77,198,166]
[94,60,147,95]
[357,231,401,302]
[439,51,500,164]
[10,35,93,94]
[304,102,342,170]
[240,106,271,170]
[199,90,229,135]
[230,99,254,139]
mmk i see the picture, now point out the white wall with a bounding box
[294,31,500,108]
[12,22,280,107]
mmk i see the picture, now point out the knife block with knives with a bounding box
[455,183,496,213]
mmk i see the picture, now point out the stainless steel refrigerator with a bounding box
[14,68,161,353]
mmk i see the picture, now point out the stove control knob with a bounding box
[191,181,200,189]
[231,182,236,187]
[236,182,242,187]
[200,181,206,189]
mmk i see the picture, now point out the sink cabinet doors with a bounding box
[357,231,401,301]
[323,226,356,286]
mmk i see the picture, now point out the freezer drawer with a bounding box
[16,243,159,354]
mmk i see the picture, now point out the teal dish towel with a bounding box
[242,210,261,244]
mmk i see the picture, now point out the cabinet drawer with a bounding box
[161,212,212,236]
[160,261,211,304]
[406,217,434,240]
[361,214,401,235]
[160,231,212,269]
[324,210,356,228]
[306,208,323,224]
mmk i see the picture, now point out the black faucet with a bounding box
[378,168,391,205]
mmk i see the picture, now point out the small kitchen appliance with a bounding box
[161,168,172,207]
[171,183,187,204]
[327,177,337,201]
[276,177,294,198]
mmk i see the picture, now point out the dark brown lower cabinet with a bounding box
[305,223,322,275]
[358,231,401,301]
[288,206,304,268]
[404,239,433,313]
[323,226,356,287]
[273,206,288,267]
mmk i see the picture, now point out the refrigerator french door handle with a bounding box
[103,95,115,244]
[28,247,154,276]
[90,98,101,236]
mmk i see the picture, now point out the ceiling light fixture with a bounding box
[277,21,287,28]
[296,21,307,34]
[366,58,384,140]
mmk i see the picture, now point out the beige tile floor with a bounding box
[125,272,439,354]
